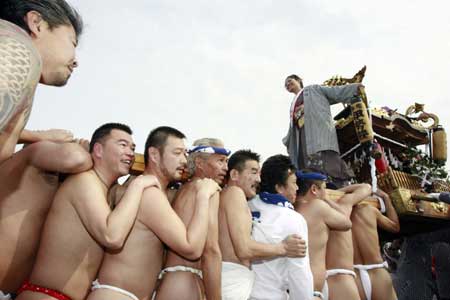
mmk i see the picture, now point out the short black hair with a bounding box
[89,123,132,153]
[260,154,296,194]
[296,169,326,196]
[1,0,83,39]
[144,126,185,166]
[228,149,260,173]
[285,74,304,89]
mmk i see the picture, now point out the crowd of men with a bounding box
[0,1,420,300]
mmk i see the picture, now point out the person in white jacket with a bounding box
[248,154,314,300]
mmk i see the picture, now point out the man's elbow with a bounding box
[235,247,253,261]
[61,145,92,173]
[202,243,222,257]
[391,222,400,233]
[103,233,126,250]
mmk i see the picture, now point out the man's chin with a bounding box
[40,73,69,87]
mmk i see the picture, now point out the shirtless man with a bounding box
[352,189,400,300]
[15,123,160,300]
[220,150,307,300]
[156,138,228,300]
[87,127,221,300]
[0,0,83,164]
[325,183,372,300]
[294,170,352,300]
[0,139,91,297]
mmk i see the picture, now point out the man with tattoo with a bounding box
[86,127,220,300]
[0,0,83,164]
[219,150,307,300]
[15,123,160,300]
[156,137,228,300]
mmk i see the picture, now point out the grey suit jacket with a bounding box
[282,83,360,168]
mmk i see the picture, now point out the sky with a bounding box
[28,0,450,166]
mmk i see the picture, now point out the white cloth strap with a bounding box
[325,268,356,278]
[353,261,388,300]
[158,265,203,280]
[0,291,12,300]
[91,279,138,300]
[372,195,386,213]
[313,291,324,299]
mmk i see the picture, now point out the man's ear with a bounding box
[229,169,239,181]
[148,147,160,164]
[24,11,45,38]
[275,183,284,194]
[92,143,103,159]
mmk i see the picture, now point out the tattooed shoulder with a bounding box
[0,20,41,132]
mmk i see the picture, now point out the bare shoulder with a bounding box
[221,186,245,201]
[63,170,102,195]
[141,186,167,203]
[220,186,247,209]
[0,19,41,68]
[0,21,41,130]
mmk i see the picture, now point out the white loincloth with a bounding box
[322,281,329,300]
[222,261,255,300]
[326,268,356,278]
[91,279,138,300]
[313,290,325,299]
[158,265,203,280]
[354,261,388,300]
[0,291,12,300]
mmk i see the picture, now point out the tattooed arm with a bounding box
[0,20,42,164]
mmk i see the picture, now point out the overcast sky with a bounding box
[28,0,450,167]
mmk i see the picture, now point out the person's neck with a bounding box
[297,193,316,204]
[144,166,169,190]
[92,165,117,189]
[193,170,208,180]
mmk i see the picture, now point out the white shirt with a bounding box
[248,195,314,300]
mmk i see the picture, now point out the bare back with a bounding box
[156,181,204,300]
[296,200,331,290]
[0,156,59,292]
[218,186,253,267]
[352,204,383,264]
[17,172,106,300]
[0,20,41,163]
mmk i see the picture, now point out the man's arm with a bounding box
[140,179,219,260]
[18,129,74,144]
[225,187,305,260]
[26,140,92,173]
[71,174,159,249]
[287,217,314,300]
[337,183,372,215]
[321,199,352,231]
[201,192,222,300]
[375,189,400,233]
[316,83,362,105]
